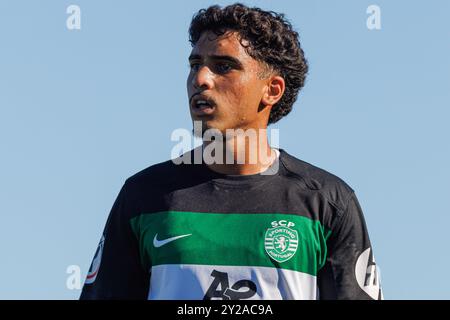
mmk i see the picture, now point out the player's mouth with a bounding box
[190,94,216,116]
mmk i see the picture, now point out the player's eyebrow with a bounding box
[188,54,243,69]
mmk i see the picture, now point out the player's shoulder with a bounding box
[124,158,180,189]
[279,149,355,212]
[122,149,197,191]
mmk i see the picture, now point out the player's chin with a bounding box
[194,119,228,138]
[191,118,213,136]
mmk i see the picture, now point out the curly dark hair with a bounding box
[188,3,308,124]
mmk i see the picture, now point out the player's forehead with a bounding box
[189,30,253,63]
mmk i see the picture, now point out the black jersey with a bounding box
[80,148,382,300]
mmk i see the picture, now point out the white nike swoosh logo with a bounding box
[153,233,192,248]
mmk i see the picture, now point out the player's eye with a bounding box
[214,62,232,74]
[189,62,201,72]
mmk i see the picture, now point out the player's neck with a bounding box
[202,128,277,176]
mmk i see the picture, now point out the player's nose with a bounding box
[191,65,214,91]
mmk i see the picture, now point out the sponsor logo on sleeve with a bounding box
[85,235,105,285]
[355,247,383,299]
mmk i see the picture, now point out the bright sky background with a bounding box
[0,0,449,299]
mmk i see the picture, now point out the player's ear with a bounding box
[261,75,285,107]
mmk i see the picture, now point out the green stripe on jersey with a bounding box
[130,211,330,276]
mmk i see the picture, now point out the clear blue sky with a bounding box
[0,0,449,299]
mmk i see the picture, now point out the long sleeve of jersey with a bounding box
[317,192,383,300]
[79,181,149,300]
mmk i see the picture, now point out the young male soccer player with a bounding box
[80,3,382,300]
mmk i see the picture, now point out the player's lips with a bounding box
[190,94,216,116]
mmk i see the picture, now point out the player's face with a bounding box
[187,31,271,136]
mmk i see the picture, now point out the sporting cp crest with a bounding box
[264,221,299,263]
